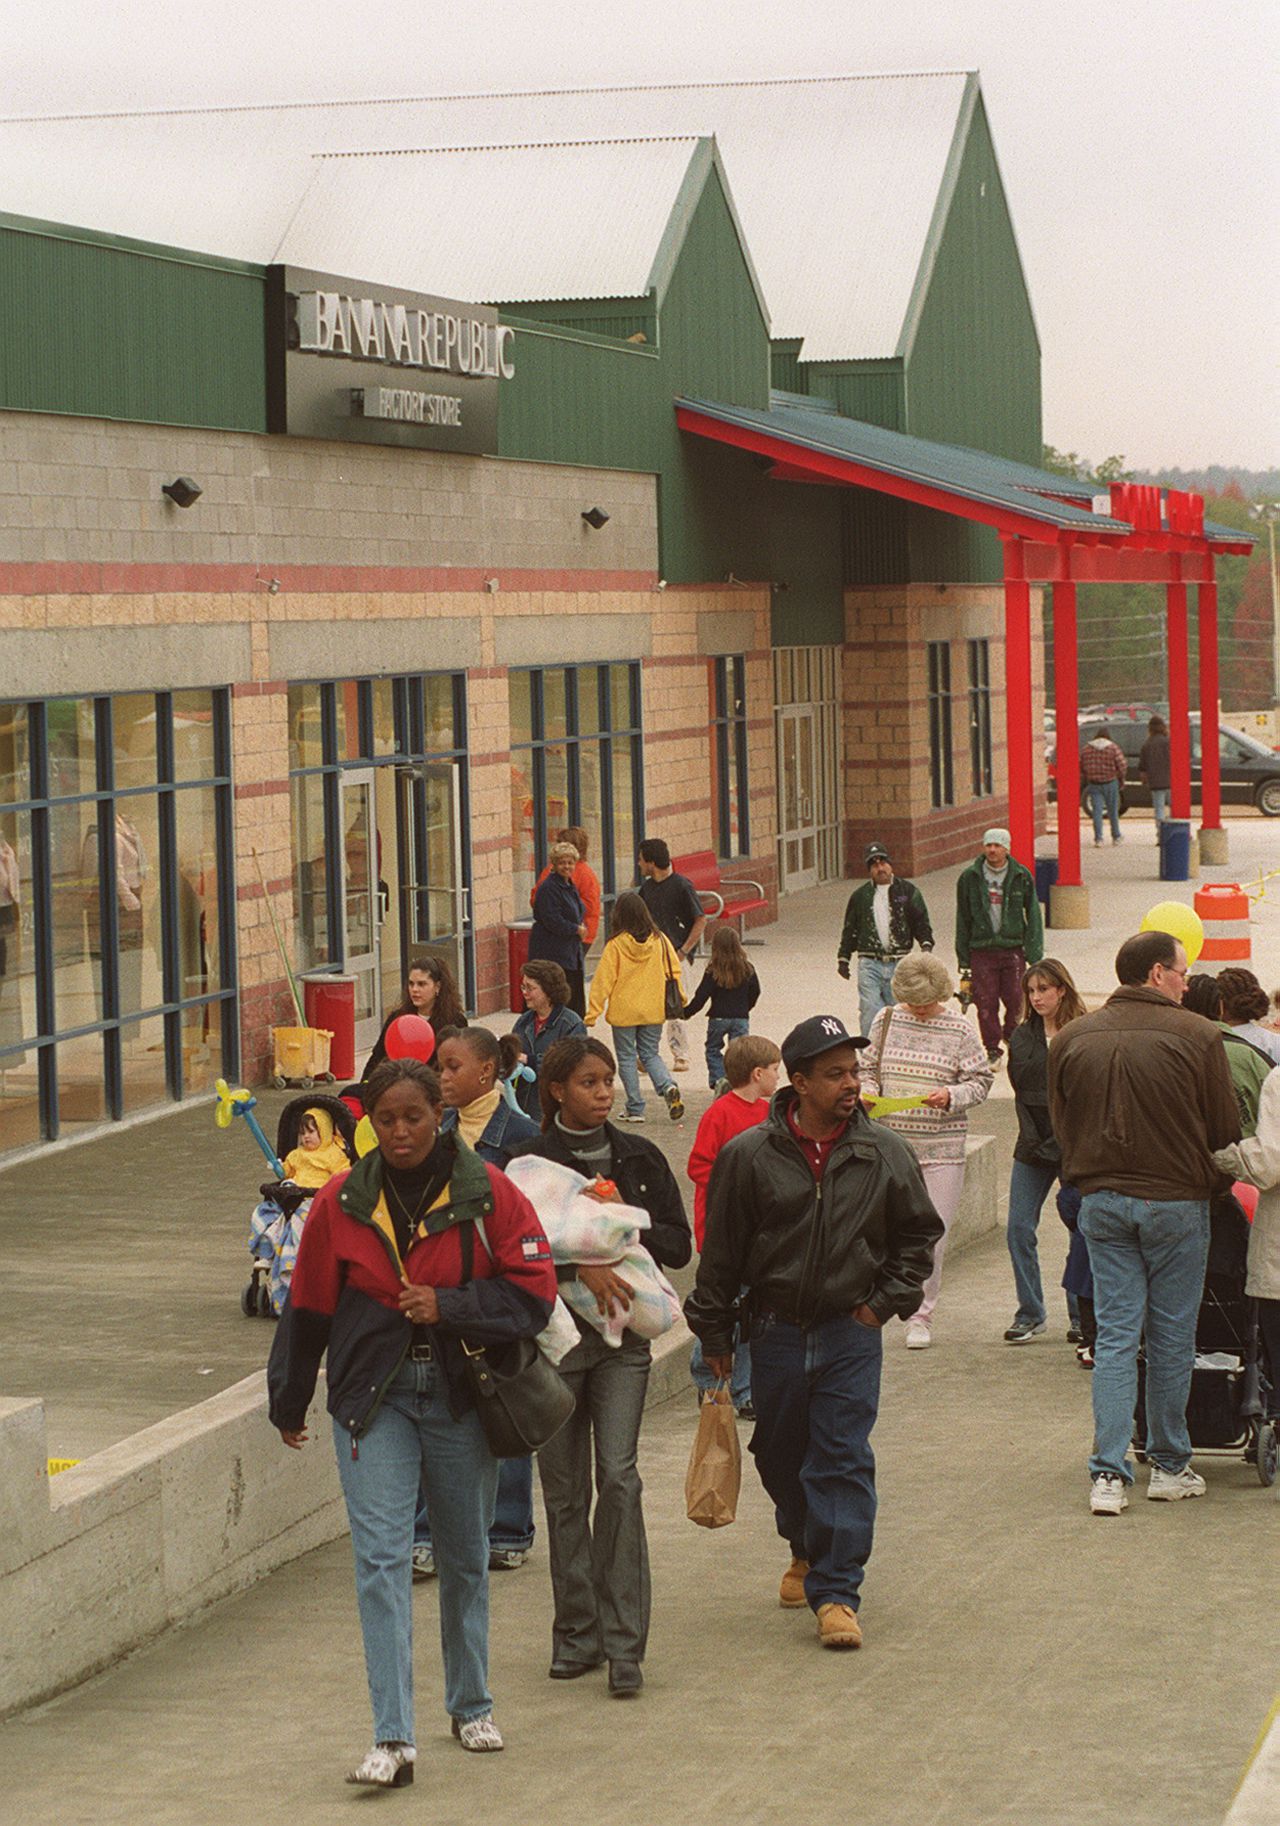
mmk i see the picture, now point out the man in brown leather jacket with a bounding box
[1048,929,1240,1516]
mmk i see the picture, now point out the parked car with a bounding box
[1047,715,1280,816]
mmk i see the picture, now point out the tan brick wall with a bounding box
[0,411,658,575]
[843,584,1046,876]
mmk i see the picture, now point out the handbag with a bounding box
[662,940,686,1020]
[457,1223,575,1458]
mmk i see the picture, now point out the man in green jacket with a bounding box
[954,827,1043,1065]
[836,843,934,1035]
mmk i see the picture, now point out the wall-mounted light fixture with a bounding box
[581,506,610,530]
[161,476,202,508]
[266,578,281,595]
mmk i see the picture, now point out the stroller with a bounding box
[241,1093,357,1319]
[1134,1192,1276,1486]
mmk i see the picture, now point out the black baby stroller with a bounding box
[241,1093,357,1319]
[1135,1191,1276,1486]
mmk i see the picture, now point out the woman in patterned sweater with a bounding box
[860,952,993,1348]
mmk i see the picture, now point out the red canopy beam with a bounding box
[1003,539,1037,867]
[1167,581,1192,820]
[1053,580,1082,888]
[1198,569,1223,840]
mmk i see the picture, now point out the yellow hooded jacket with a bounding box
[280,1106,351,1189]
[586,930,684,1029]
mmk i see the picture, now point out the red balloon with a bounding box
[385,1014,435,1063]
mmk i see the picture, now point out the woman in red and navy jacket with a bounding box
[268,1057,556,1786]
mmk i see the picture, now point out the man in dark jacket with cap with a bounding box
[685,1016,941,1651]
[837,844,934,1036]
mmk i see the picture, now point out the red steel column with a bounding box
[1053,578,1082,886]
[1198,569,1222,830]
[1003,539,1036,866]
[1167,580,1192,819]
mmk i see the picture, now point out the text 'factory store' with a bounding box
[1,71,1080,1154]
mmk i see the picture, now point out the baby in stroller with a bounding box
[243,1096,356,1318]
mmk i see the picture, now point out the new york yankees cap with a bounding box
[780,1014,870,1075]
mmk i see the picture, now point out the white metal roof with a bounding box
[0,71,976,358]
[276,137,716,306]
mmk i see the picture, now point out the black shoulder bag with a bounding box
[457,1222,575,1458]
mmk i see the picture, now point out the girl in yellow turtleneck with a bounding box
[279,1106,352,1189]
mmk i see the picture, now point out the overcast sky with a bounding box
[5,0,1275,471]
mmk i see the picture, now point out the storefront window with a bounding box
[335,680,364,762]
[508,672,534,749]
[290,771,330,974]
[0,691,235,1156]
[172,689,218,783]
[543,670,568,741]
[425,675,457,752]
[288,684,324,771]
[371,678,396,755]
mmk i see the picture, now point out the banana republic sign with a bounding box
[265,266,514,454]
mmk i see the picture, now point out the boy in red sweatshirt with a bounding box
[686,1034,781,1417]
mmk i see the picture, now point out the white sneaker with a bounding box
[489,1547,529,1571]
[904,1321,931,1349]
[1147,1465,1206,1501]
[1090,1473,1129,1516]
[619,1111,646,1123]
[347,1742,416,1787]
[411,1545,435,1580]
[452,1713,504,1753]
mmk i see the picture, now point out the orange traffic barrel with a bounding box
[1195,882,1251,962]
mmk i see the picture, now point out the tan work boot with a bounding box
[778,1557,810,1608]
[817,1603,862,1649]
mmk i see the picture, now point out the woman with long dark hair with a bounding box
[268,1057,556,1782]
[508,1035,691,1697]
[360,955,466,1087]
[1002,958,1087,1344]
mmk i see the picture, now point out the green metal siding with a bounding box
[497,318,660,474]
[770,340,803,393]
[769,482,846,644]
[501,297,656,345]
[0,217,267,432]
[802,360,905,432]
[900,94,1041,582]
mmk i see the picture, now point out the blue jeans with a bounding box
[1006,1159,1059,1327]
[415,1455,535,1553]
[705,1016,749,1088]
[690,1332,753,1409]
[1079,1192,1209,1482]
[612,1023,675,1116]
[857,956,898,1037]
[334,1358,498,1743]
[1151,788,1170,830]
[1087,777,1121,841]
[748,1309,882,1613]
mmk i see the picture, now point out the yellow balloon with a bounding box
[1140,900,1204,966]
[354,1114,378,1158]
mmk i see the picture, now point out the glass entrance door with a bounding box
[776,706,819,891]
[339,770,382,1051]
[399,760,469,997]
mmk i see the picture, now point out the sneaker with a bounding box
[904,1321,931,1349]
[663,1083,685,1122]
[713,1077,731,1097]
[1076,1343,1094,1368]
[1112,833,1124,844]
[619,1111,647,1123]
[1094,837,1104,847]
[411,1545,435,1581]
[1003,1318,1047,1344]
[986,1047,1003,1066]
[1090,1473,1129,1516]
[1066,1325,1084,1344]
[489,1548,529,1571]
[817,1603,862,1650]
[1147,1465,1206,1502]
[672,1059,690,1073]
[347,1743,416,1787]
[452,1714,504,1753]
[779,1556,810,1608]
[735,1402,756,1422]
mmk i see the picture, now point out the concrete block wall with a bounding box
[842,584,1046,877]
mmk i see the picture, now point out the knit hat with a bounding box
[982,827,1012,849]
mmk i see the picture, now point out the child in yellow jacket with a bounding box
[585,893,686,1123]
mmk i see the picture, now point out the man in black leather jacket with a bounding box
[685,1015,941,1651]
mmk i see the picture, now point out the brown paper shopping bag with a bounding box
[684,1387,742,1528]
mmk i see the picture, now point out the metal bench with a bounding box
[673,849,768,941]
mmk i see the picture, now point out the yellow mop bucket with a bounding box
[271,1026,334,1085]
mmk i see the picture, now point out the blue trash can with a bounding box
[1159,819,1191,882]
[1034,856,1059,925]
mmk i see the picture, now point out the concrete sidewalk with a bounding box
[2,1220,1275,1826]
